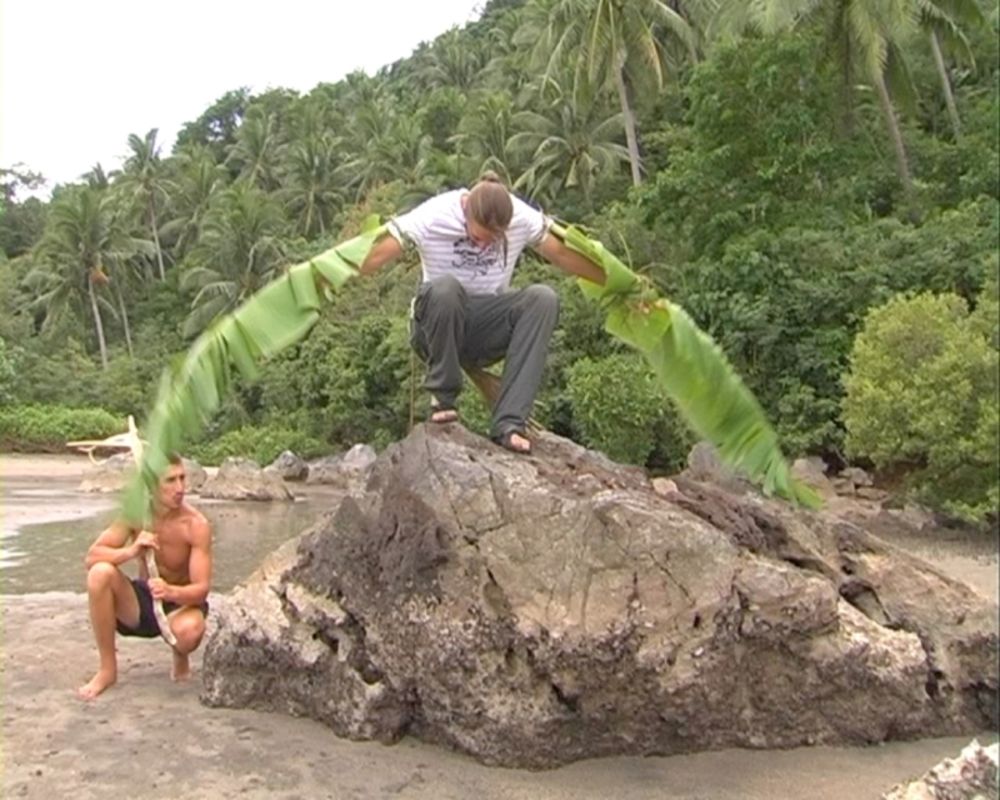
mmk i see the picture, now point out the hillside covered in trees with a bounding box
[1,0,997,522]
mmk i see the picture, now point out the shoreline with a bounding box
[3,452,998,799]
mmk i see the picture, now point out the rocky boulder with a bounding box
[201,424,998,768]
[882,740,998,799]
[266,450,309,482]
[80,454,205,493]
[199,457,293,501]
[305,444,377,489]
[78,453,134,493]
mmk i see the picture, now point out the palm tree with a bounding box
[224,107,284,191]
[696,0,986,198]
[28,186,152,368]
[180,182,288,336]
[118,129,172,280]
[451,91,520,183]
[160,145,229,260]
[415,27,487,91]
[279,131,344,238]
[919,0,987,140]
[508,80,629,208]
[520,0,697,186]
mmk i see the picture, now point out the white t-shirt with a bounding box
[388,189,549,294]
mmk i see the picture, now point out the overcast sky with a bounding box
[0,0,484,194]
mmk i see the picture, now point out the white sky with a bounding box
[0,0,484,195]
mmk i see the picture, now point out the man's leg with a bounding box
[413,276,468,414]
[464,284,560,446]
[78,563,141,700]
[166,607,206,682]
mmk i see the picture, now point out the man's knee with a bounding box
[171,613,205,653]
[424,276,467,313]
[521,284,559,316]
[86,561,120,593]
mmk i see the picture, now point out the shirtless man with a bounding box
[77,453,212,700]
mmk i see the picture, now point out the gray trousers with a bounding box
[410,276,560,438]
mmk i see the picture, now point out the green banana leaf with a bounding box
[121,218,818,525]
[120,224,386,524]
[550,222,819,508]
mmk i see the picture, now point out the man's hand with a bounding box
[148,577,171,602]
[132,530,159,559]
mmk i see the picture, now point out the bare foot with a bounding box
[493,430,531,454]
[430,408,458,423]
[77,669,116,700]
[171,651,192,682]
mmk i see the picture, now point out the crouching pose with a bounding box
[77,453,212,700]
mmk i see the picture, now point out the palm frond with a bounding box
[120,223,386,524]
[550,222,820,508]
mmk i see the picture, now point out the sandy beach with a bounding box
[2,453,997,800]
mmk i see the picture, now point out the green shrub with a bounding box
[189,423,330,467]
[0,404,124,452]
[842,292,999,522]
[566,353,679,466]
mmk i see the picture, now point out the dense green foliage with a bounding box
[566,353,673,465]
[843,293,999,522]
[1,0,997,519]
[0,405,124,452]
[187,423,329,467]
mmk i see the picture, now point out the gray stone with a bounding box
[201,424,998,769]
[79,453,206,494]
[651,477,679,497]
[266,450,309,482]
[682,441,752,494]
[199,457,293,501]
[78,453,134,493]
[791,457,835,498]
[882,740,998,799]
[183,458,207,492]
[306,444,377,489]
[840,466,874,489]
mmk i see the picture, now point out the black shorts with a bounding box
[116,578,209,639]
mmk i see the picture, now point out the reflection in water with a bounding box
[1,489,341,595]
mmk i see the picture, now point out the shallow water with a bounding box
[1,473,340,594]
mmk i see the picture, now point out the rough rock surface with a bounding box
[201,424,998,768]
[199,457,293,501]
[306,444,377,489]
[79,454,206,493]
[882,740,998,799]
[266,450,309,482]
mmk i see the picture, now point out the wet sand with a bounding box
[2,454,997,799]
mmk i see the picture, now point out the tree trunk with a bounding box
[88,278,109,370]
[613,60,642,186]
[872,69,914,201]
[929,30,962,141]
[149,201,166,281]
[115,283,134,358]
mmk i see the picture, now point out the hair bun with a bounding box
[478,169,504,185]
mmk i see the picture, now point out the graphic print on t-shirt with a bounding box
[451,237,503,277]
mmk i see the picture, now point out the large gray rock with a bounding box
[79,454,205,493]
[79,452,134,493]
[201,424,998,769]
[305,444,377,489]
[266,450,309,482]
[199,457,293,501]
[882,740,998,799]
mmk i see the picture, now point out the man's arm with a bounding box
[84,521,150,569]
[359,234,403,276]
[533,233,606,286]
[151,516,212,607]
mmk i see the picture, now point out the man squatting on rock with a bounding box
[78,453,212,700]
[360,172,606,454]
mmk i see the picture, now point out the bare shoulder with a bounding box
[181,503,212,546]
